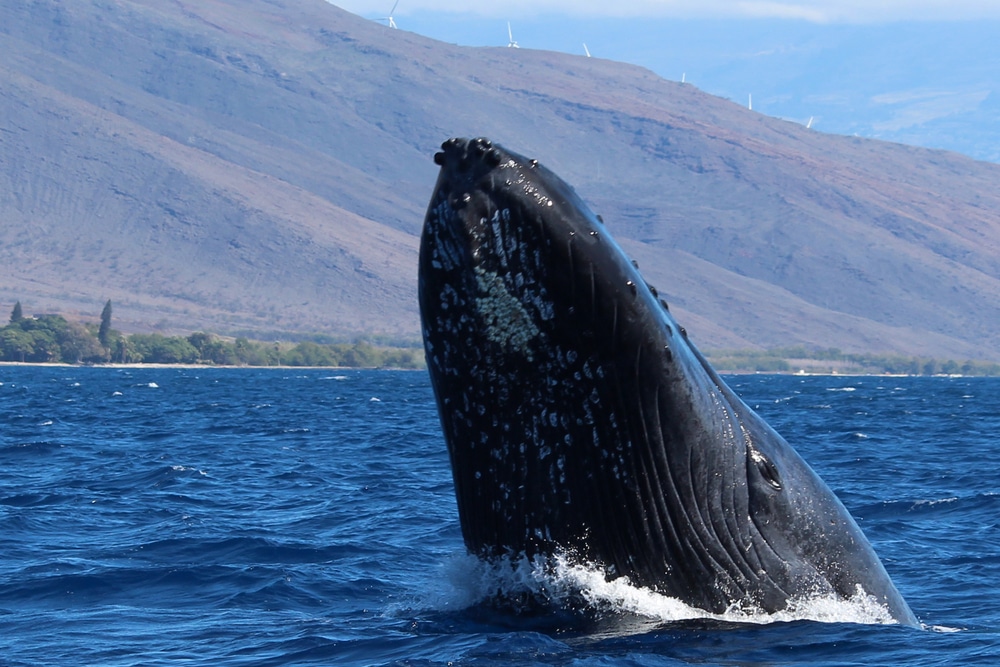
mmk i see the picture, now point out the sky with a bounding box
[333,0,1000,22]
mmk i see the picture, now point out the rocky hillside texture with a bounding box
[2,0,999,359]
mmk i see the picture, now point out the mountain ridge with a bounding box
[1,0,999,359]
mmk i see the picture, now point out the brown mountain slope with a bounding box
[0,63,418,335]
[1,0,999,358]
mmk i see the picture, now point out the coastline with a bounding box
[0,361,423,371]
[0,361,978,377]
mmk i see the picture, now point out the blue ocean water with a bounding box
[1,366,998,666]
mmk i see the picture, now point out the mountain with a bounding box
[400,16,1000,164]
[2,0,999,359]
[676,21,1000,164]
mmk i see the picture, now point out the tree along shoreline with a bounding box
[0,360,424,370]
[3,303,999,375]
[1,302,424,369]
[705,346,1000,376]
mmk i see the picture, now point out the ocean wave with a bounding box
[420,552,899,628]
[0,368,992,665]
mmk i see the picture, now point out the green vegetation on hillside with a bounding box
[0,301,424,368]
[705,346,1000,376]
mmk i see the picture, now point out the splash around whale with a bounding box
[417,137,918,627]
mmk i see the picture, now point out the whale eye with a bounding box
[749,447,782,491]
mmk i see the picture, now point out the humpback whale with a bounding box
[418,137,917,626]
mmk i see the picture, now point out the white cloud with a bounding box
[332,0,1000,22]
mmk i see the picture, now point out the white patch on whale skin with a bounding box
[474,265,541,361]
[428,199,462,271]
[466,207,559,362]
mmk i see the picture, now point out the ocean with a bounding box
[1,366,997,666]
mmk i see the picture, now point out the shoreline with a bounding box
[0,361,423,371]
[0,361,983,377]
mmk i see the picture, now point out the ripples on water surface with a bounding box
[1,367,998,665]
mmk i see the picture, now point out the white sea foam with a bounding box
[928,624,964,633]
[428,552,901,627]
[171,465,207,475]
[912,497,959,508]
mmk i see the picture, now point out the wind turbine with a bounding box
[748,93,752,111]
[583,43,591,57]
[507,22,519,48]
[806,116,815,129]
[380,0,399,29]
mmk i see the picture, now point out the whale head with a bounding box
[418,137,917,626]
